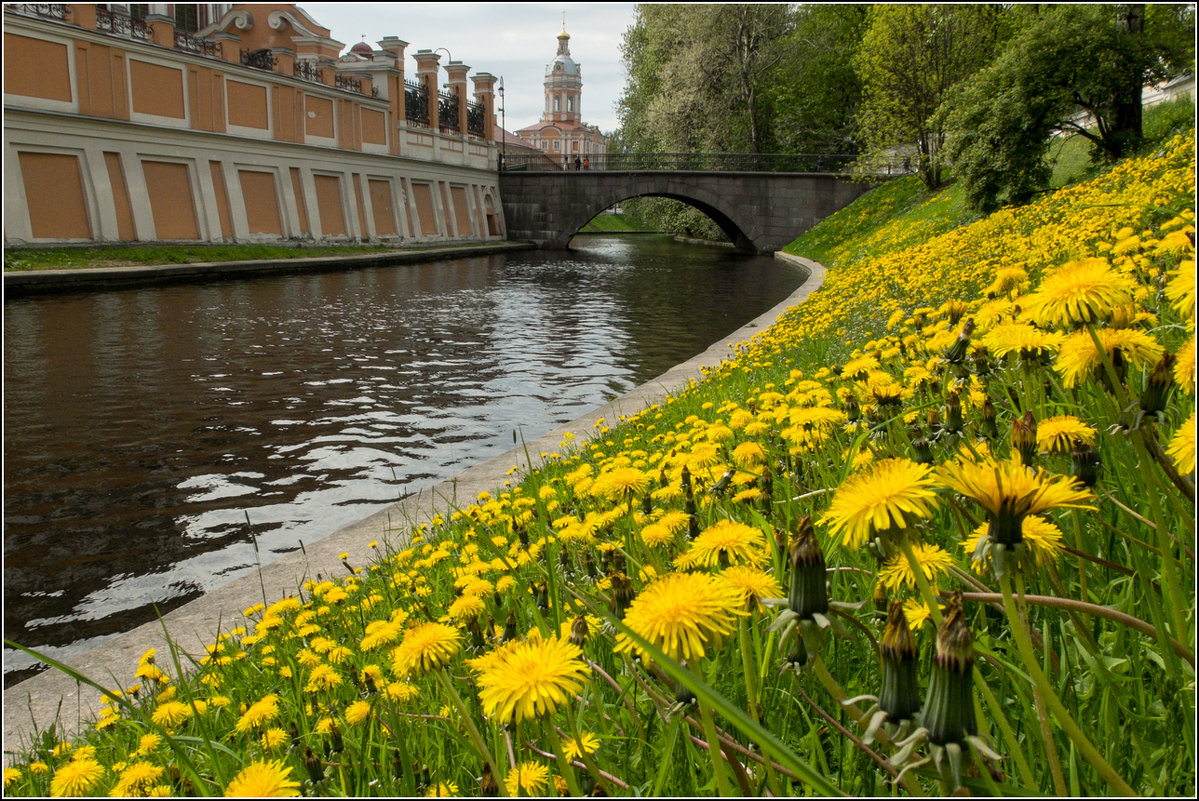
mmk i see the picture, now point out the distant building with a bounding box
[4,3,504,245]
[514,27,606,164]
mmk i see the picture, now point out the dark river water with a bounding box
[3,235,805,685]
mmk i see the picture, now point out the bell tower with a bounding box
[543,25,582,124]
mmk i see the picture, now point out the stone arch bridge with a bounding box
[498,164,871,254]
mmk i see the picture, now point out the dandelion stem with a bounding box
[543,716,582,797]
[998,572,1136,795]
[689,662,736,797]
[433,672,507,797]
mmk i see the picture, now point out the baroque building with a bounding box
[514,26,606,164]
[3,3,505,245]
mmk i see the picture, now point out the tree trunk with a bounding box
[1107,3,1146,160]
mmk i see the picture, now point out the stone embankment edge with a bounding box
[2,241,537,297]
[2,250,827,760]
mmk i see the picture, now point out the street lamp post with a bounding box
[498,75,506,170]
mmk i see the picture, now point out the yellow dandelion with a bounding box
[49,758,104,797]
[5,767,22,789]
[474,636,589,724]
[425,781,460,797]
[447,594,487,622]
[504,762,550,797]
[819,458,941,549]
[260,728,289,750]
[235,695,280,734]
[304,664,342,693]
[344,700,371,726]
[223,760,300,797]
[561,731,601,761]
[731,441,768,468]
[980,322,1065,359]
[1166,413,1195,474]
[963,516,1065,573]
[1174,336,1195,393]
[615,572,746,663]
[876,543,955,592]
[590,466,651,502]
[150,700,192,729]
[1055,328,1164,388]
[640,522,674,548]
[391,622,462,677]
[720,565,783,610]
[1165,261,1195,320]
[938,452,1094,547]
[1022,257,1136,327]
[676,519,769,569]
[360,618,405,652]
[1036,415,1097,454]
[111,761,164,797]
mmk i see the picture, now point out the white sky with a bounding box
[299,3,636,134]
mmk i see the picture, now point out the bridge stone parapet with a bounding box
[498,170,870,254]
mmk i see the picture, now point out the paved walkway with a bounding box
[3,241,536,297]
[2,251,826,760]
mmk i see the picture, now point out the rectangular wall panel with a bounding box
[141,160,199,240]
[238,170,283,235]
[18,152,91,239]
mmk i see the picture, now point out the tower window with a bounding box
[553,97,560,112]
[567,97,574,112]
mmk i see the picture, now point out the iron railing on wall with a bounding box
[466,99,486,138]
[8,4,68,21]
[96,7,151,41]
[404,79,429,128]
[293,60,323,83]
[437,89,460,134]
[240,48,277,72]
[174,30,221,57]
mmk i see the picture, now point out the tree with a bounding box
[855,5,1004,189]
[944,4,1195,212]
[762,5,869,155]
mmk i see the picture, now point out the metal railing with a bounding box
[294,60,324,83]
[437,89,460,134]
[500,152,862,173]
[174,30,221,57]
[240,48,277,72]
[466,99,486,138]
[96,7,151,41]
[405,79,429,128]
[7,4,68,21]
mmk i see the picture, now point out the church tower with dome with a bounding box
[514,25,607,163]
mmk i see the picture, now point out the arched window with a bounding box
[567,97,574,112]
[553,97,560,112]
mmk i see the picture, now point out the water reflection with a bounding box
[3,236,804,684]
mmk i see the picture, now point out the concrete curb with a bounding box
[2,251,827,759]
[2,242,537,297]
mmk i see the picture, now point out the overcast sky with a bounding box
[300,3,637,134]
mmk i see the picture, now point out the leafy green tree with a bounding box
[855,5,1005,189]
[944,4,1195,213]
[761,5,869,155]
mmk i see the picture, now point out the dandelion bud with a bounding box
[304,746,324,784]
[467,617,486,649]
[920,592,977,746]
[944,319,974,364]
[479,762,499,797]
[534,582,549,611]
[1070,437,1101,488]
[1140,352,1176,415]
[879,602,921,724]
[674,678,697,708]
[970,346,991,377]
[1012,410,1037,465]
[980,397,998,441]
[609,573,635,620]
[946,300,969,326]
[709,469,735,497]
[911,428,933,464]
[787,516,828,620]
[944,391,963,434]
[844,395,861,423]
[569,614,589,647]
[583,551,598,578]
[503,611,518,642]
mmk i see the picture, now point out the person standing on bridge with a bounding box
[583,157,589,170]
[574,155,582,171]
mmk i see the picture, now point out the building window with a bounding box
[174,4,200,32]
[541,141,548,150]
[553,97,560,112]
[553,140,560,151]
[567,97,574,112]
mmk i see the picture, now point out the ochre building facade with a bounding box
[3,4,505,246]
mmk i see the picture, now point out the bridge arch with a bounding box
[499,170,869,255]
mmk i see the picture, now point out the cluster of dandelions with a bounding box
[5,132,1193,799]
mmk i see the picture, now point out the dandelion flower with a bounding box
[1174,335,1195,393]
[615,572,745,662]
[446,594,486,622]
[304,664,343,693]
[938,452,1094,547]
[640,522,674,548]
[235,694,279,734]
[1165,261,1195,319]
[344,700,371,726]
[503,762,549,797]
[150,700,192,729]
[425,782,459,797]
[391,622,461,677]
[590,466,651,502]
[223,760,300,797]
[49,758,104,797]
[1036,415,1097,454]
[877,543,955,592]
[561,731,601,760]
[111,761,165,797]
[731,441,768,468]
[963,516,1064,573]
[1022,257,1136,327]
[675,519,769,569]
[980,322,1065,359]
[1167,413,1195,474]
[474,637,589,724]
[1055,327,1164,388]
[721,565,783,610]
[5,767,21,789]
[820,458,941,549]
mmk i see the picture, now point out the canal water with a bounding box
[3,235,806,685]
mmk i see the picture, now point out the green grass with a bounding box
[577,213,654,233]
[2,243,399,272]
